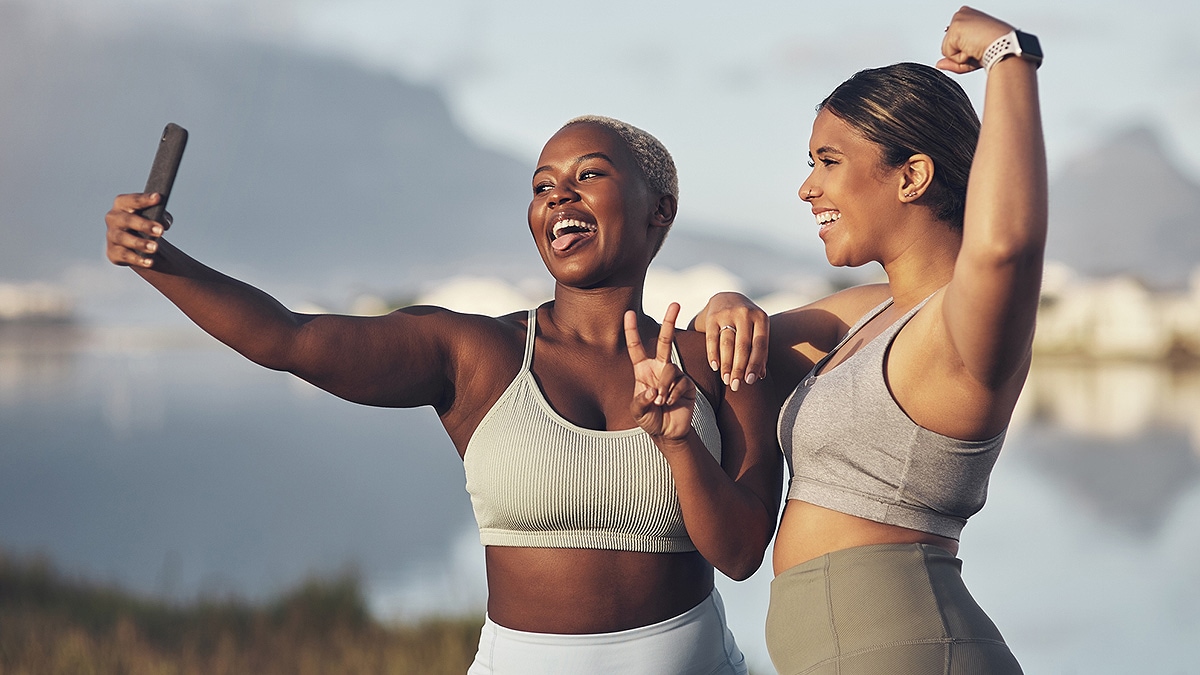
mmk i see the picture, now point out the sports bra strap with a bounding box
[809,298,893,377]
[522,308,537,371]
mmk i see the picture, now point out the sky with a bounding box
[27,0,1200,259]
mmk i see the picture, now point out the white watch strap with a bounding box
[981,30,1020,72]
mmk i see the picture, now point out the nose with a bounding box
[798,174,820,202]
[547,181,579,209]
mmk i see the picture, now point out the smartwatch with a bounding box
[980,29,1042,72]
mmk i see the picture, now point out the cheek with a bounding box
[527,202,540,234]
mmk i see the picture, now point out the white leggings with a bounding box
[467,588,747,675]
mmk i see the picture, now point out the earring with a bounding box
[903,190,918,199]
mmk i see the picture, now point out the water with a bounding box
[2,324,1198,673]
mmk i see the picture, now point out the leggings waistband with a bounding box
[469,588,747,674]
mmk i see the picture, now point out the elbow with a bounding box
[968,227,1046,273]
[971,206,1048,261]
[720,556,764,582]
[715,529,773,581]
[232,341,298,374]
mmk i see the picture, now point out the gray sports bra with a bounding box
[463,308,723,552]
[777,296,1006,540]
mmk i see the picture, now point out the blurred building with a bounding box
[1035,262,1200,362]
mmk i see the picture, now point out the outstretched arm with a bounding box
[938,7,1048,388]
[106,192,455,409]
[626,304,781,580]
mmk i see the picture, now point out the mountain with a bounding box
[0,6,539,290]
[1047,126,1200,289]
[0,5,831,304]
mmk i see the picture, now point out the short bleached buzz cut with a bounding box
[563,115,679,199]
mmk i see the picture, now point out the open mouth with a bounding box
[816,210,840,236]
[550,218,598,252]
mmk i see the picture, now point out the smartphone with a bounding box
[140,123,188,225]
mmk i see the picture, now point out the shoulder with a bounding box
[437,307,529,362]
[768,283,890,372]
[771,283,891,345]
[373,305,528,386]
[413,307,530,438]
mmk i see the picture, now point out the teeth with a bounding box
[552,219,597,238]
[816,211,840,225]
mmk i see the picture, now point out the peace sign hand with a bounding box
[625,303,698,442]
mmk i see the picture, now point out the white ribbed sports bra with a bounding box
[463,308,722,553]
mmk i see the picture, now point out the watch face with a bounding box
[1015,30,1043,62]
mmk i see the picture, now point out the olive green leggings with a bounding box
[765,543,1023,675]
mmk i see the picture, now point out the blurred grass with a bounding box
[0,551,481,674]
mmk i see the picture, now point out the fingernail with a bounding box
[152,225,163,236]
[731,379,741,392]
[141,257,153,267]
[745,372,757,385]
[722,373,730,385]
[710,360,718,371]
[146,241,158,253]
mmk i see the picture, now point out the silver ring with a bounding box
[719,325,736,333]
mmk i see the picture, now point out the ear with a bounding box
[898,154,934,203]
[651,193,678,228]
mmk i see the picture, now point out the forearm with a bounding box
[658,433,777,580]
[106,193,456,409]
[132,238,307,370]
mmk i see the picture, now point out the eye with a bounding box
[579,168,603,180]
[533,181,553,195]
[807,159,815,168]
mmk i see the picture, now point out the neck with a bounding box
[544,281,646,349]
[879,219,961,308]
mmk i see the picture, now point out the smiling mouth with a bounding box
[816,211,840,226]
[551,218,598,252]
[816,210,840,235]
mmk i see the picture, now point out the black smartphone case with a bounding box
[140,123,188,225]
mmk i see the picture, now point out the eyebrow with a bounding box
[814,145,843,156]
[532,152,616,179]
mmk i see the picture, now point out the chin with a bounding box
[823,248,847,268]
[822,244,867,269]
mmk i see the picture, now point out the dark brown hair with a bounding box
[819,62,980,229]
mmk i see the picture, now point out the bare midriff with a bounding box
[485,547,713,634]
[773,500,959,575]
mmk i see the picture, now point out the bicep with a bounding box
[941,247,1042,388]
[285,306,459,409]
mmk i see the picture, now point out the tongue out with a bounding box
[551,230,594,252]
